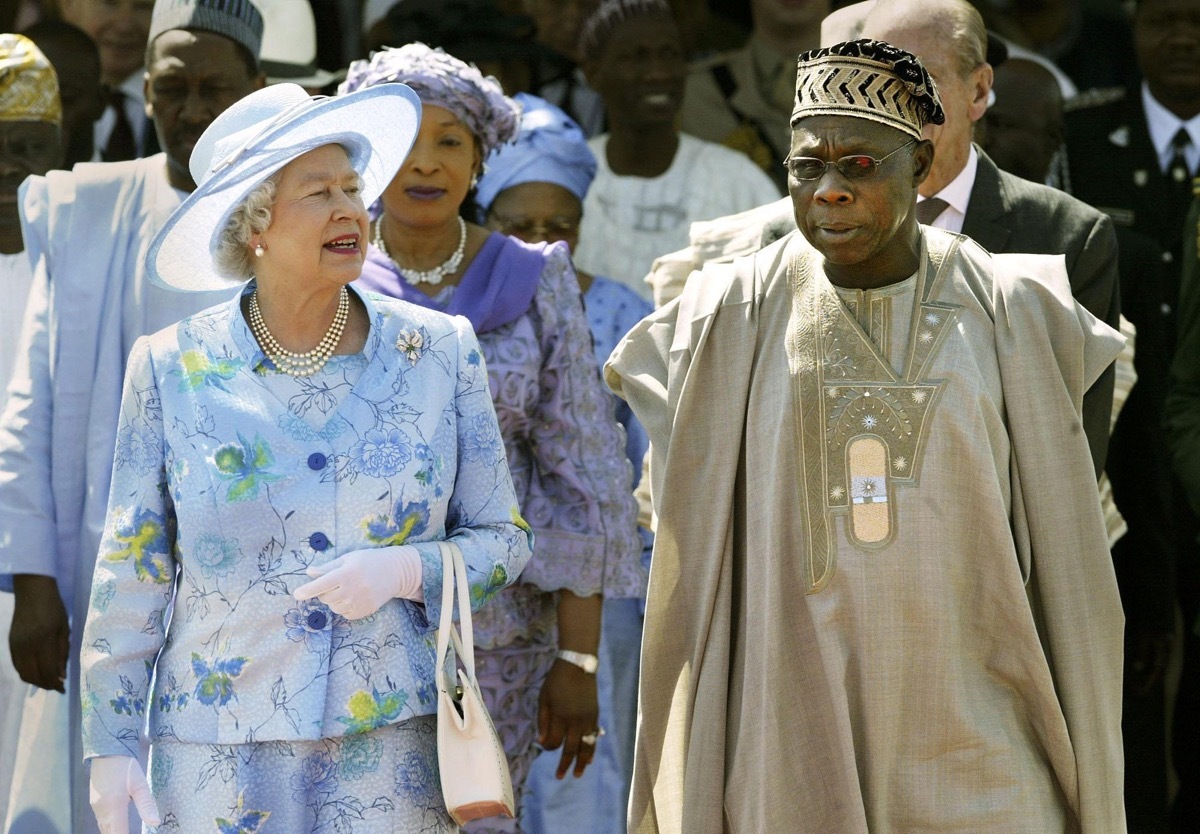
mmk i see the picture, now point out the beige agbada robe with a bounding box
[606,228,1126,833]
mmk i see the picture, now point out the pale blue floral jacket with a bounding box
[80,286,532,758]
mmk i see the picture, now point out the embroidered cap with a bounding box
[792,39,945,139]
[0,34,60,125]
[148,0,265,66]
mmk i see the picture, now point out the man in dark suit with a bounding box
[1068,4,1200,830]
[1064,0,1196,336]
[857,0,1120,475]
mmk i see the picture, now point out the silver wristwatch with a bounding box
[556,649,599,674]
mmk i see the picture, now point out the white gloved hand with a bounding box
[293,545,424,619]
[89,755,161,834]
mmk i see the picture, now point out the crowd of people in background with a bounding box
[0,0,1195,832]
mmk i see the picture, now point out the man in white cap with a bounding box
[607,38,1125,833]
[0,33,62,829]
[0,2,263,831]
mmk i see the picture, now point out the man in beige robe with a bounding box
[606,39,1126,833]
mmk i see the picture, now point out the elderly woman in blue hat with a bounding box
[474,93,653,832]
[78,81,531,833]
[345,45,644,832]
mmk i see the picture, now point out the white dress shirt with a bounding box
[918,144,979,234]
[1143,82,1200,174]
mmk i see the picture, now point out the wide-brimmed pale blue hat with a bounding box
[148,81,421,292]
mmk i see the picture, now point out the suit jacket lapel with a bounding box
[961,148,1012,253]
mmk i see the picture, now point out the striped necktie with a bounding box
[916,197,949,225]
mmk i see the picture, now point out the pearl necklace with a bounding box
[248,286,349,377]
[373,215,466,285]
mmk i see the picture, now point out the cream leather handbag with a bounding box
[435,541,515,826]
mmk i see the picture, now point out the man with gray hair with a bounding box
[856,0,1120,473]
[652,0,1119,475]
[607,37,1125,833]
[0,1,263,831]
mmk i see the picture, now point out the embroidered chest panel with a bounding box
[786,237,963,593]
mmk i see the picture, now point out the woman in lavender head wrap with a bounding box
[343,46,644,833]
[476,92,654,833]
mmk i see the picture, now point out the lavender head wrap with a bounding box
[475,93,597,217]
[339,43,519,155]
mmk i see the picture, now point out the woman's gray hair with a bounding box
[214,173,281,281]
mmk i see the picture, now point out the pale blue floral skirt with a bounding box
[145,716,457,833]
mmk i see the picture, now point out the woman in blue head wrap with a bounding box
[342,48,645,832]
[476,92,654,833]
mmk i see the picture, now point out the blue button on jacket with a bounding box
[79,288,532,757]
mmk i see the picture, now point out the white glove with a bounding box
[89,755,161,834]
[293,545,424,619]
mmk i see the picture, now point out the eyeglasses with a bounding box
[785,139,918,181]
[490,214,581,241]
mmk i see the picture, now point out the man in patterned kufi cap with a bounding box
[781,38,943,279]
[604,33,1126,834]
[791,38,944,137]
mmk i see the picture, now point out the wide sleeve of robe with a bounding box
[992,253,1127,833]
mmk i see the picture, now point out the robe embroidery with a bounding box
[786,236,963,593]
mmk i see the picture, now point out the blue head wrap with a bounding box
[475,93,597,217]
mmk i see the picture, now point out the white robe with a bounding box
[0,249,34,828]
[606,229,1127,833]
[573,133,782,302]
[0,154,232,833]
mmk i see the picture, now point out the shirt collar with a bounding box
[1142,82,1200,169]
[918,144,978,233]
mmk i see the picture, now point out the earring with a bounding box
[470,174,479,190]
[254,243,265,258]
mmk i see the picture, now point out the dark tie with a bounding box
[1168,127,1193,220]
[916,197,950,225]
[103,88,137,162]
[1170,127,1193,185]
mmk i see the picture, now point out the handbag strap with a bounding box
[436,541,477,682]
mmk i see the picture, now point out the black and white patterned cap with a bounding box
[792,39,945,138]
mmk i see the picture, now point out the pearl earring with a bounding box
[255,243,265,258]
[470,174,479,189]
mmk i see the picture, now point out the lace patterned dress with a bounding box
[358,234,644,831]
